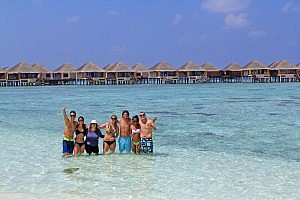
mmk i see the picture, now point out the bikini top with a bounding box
[106,128,117,135]
[132,129,141,134]
[76,128,86,135]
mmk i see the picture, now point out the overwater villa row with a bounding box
[0,60,300,87]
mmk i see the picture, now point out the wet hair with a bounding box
[132,115,140,128]
[122,110,129,117]
[111,115,118,125]
[77,116,86,129]
[78,116,84,121]
[70,110,76,116]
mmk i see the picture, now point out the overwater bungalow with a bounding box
[268,60,299,82]
[1,59,299,87]
[132,63,150,84]
[7,62,39,86]
[52,63,77,85]
[177,61,204,84]
[201,62,221,82]
[104,62,135,85]
[297,63,300,79]
[221,62,243,83]
[76,62,105,85]
[149,61,177,84]
[242,60,269,82]
[32,63,52,85]
[0,67,8,86]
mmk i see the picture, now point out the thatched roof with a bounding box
[103,63,114,70]
[268,60,297,70]
[222,62,243,71]
[178,61,202,71]
[76,61,104,72]
[0,67,8,73]
[104,62,134,72]
[200,62,219,71]
[149,61,177,71]
[53,63,76,73]
[132,63,149,71]
[243,60,268,70]
[32,63,52,73]
[7,62,39,73]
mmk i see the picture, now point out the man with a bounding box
[117,110,132,153]
[139,111,156,154]
[62,106,78,156]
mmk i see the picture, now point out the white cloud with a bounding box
[224,13,249,28]
[173,14,183,26]
[201,0,250,13]
[107,10,119,16]
[248,30,267,38]
[65,16,80,23]
[282,2,300,13]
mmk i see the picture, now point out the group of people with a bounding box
[62,106,157,156]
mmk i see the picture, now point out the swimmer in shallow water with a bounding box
[139,112,156,154]
[99,115,119,154]
[130,115,141,154]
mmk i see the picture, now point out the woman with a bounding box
[74,116,87,156]
[100,115,119,154]
[85,120,104,155]
[130,115,141,154]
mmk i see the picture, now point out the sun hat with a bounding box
[90,119,97,124]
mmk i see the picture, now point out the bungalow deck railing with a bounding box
[0,73,299,86]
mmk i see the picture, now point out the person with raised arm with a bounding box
[139,112,156,154]
[62,106,78,156]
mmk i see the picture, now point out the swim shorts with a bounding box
[63,139,74,154]
[140,138,153,154]
[118,137,131,153]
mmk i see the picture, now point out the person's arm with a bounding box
[98,123,107,129]
[129,125,133,138]
[115,126,119,138]
[150,120,156,131]
[153,117,157,123]
[117,118,121,124]
[62,106,69,125]
[98,129,104,138]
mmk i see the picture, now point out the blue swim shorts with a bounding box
[118,137,131,153]
[63,139,74,154]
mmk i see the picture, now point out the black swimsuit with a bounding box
[75,128,86,147]
[104,140,116,146]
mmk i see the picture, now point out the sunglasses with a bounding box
[132,120,138,122]
[78,119,84,121]
[70,115,76,117]
[111,118,117,120]
[139,114,145,117]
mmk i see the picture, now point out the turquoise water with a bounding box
[0,84,299,199]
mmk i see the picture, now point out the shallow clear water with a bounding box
[0,83,299,199]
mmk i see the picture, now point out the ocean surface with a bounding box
[0,83,299,199]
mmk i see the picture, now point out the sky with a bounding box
[0,0,300,70]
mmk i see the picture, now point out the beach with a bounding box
[0,83,299,199]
